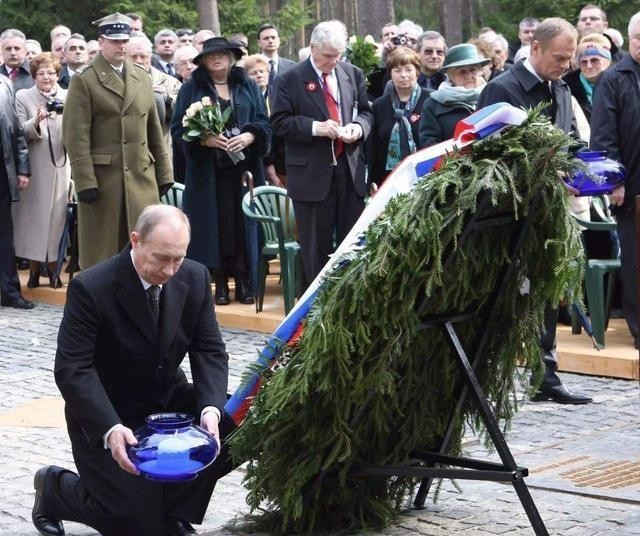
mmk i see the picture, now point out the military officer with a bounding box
[63,13,173,269]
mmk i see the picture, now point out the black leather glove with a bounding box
[158,183,173,198]
[77,188,99,204]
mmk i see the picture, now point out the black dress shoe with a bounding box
[531,382,593,404]
[165,518,196,536]
[234,278,255,304]
[214,281,230,306]
[1,295,35,309]
[33,466,65,536]
[28,272,40,288]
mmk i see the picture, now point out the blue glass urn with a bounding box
[127,413,219,482]
[567,151,626,196]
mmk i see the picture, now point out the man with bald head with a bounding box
[478,18,592,405]
[32,204,233,536]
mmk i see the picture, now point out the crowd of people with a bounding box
[1,4,639,535]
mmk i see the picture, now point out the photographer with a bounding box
[14,51,70,289]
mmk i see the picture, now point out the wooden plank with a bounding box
[557,321,639,380]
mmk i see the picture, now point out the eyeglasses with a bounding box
[423,48,445,56]
[579,58,603,66]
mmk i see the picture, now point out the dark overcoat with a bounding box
[170,66,270,268]
[63,53,173,269]
[54,247,229,533]
[419,97,472,148]
[369,87,430,184]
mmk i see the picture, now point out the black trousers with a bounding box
[41,407,238,535]
[293,155,364,286]
[0,173,21,302]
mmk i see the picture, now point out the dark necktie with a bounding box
[147,285,161,325]
[268,59,275,85]
[539,81,557,123]
[166,62,175,77]
[9,68,17,81]
[321,72,343,157]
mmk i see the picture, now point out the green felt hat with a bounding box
[441,44,491,71]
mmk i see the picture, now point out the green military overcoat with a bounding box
[63,53,173,268]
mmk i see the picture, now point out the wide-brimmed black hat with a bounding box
[193,37,244,65]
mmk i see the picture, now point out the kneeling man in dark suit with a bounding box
[33,204,233,536]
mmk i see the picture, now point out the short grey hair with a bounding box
[310,20,347,51]
[628,12,640,37]
[129,33,153,53]
[135,204,190,241]
[1,29,26,41]
[63,33,87,52]
[397,19,423,39]
[519,17,540,30]
[416,31,447,51]
[154,29,177,45]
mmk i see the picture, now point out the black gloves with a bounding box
[77,188,99,204]
[159,183,173,198]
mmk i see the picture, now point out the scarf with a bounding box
[385,84,420,171]
[429,79,484,111]
[578,72,594,105]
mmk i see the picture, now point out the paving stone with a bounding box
[0,302,638,535]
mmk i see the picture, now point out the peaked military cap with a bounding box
[93,12,132,40]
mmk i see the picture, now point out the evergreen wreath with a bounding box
[229,109,584,534]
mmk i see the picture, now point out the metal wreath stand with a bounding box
[345,190,550,535]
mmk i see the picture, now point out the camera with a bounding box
[46,99,64,114]
[391,33,409,47]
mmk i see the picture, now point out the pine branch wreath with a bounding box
[229,110,584,534]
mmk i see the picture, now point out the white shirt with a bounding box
[309,57,342,136]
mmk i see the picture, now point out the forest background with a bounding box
[1,0,637,59]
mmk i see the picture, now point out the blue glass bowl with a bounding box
[127,413,219,482]
[566,151,626,196]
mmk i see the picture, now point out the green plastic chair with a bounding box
[242,186,301,314]
[572,197,621,348]
[161,183,185,208]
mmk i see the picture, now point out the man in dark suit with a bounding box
[257,23,296,95]
[0,29,34,92]
[58,34,88,90]
[32,204,233,536]
[271,20,373,284]
[477,17,592,405]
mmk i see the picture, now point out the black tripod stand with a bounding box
[350,191,549,535]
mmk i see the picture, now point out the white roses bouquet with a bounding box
[181,96,245,164]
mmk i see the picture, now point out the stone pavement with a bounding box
[0,302,638,536]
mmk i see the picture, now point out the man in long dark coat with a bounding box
[477,17,592,405]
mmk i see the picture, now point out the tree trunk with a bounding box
[356,0,394,38]
[438,0,463,45]
[197,0,220,35]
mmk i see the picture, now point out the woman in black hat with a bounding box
[418,44,490,148]
[171,37,271,305]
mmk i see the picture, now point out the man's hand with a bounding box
[77,188,99,204]
[107,424,140,475]
[17,175,29,190]
[316,119,341,139]
[200,411,221,452]
[265,164,284,187]
[158,182,173,198]
[339,123,363,144]
[610,184,625,207]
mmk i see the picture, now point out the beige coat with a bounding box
[13,85,71,262]
[63,54,173,268]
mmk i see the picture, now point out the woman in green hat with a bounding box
[418,43,491,147]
